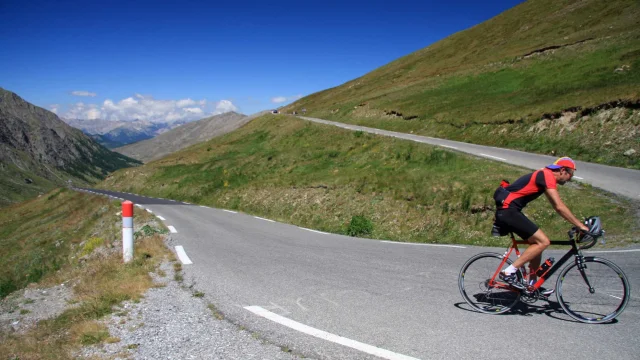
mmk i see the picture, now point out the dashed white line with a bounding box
[441,145,458,150]
[255,216,275,223]
[136,204,144,209]
[479,153,506,161]
[175,246,193,265]
[586,249,640,253]
[573,176,584,180]
[156,215,166,221]
[146,208,153,213]
[168,226,177,233]
[244,306,419,360]
[381,240,466,249]
[299,227,329,235]
[200,205,209,208]
[223,210,238,214]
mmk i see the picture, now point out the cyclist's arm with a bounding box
[544,189,589,230]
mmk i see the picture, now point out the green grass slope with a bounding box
[283,0,640,168]
[99,115,638,247]
[0,188,172,358]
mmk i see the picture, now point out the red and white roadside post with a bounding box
[122,201,134,263]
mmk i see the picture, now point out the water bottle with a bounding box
[535,257,555,277]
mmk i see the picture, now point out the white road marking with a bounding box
[200,205,208,208]
[168,226,178,233]
[223,210,238,214]
[146,208,153,213]
[296,298,308,311]
[608,294,623,300]
[381,240,466,249]
[255,216,275,222]
[573,176,584,180]
[299,227,329,235]
[441,145,458,150]
[245,306,419,360]
[156,215,166,221]
[175,246,193,265]
[587,249,640,253]
[136,204,144,209]
[480,153,506,161]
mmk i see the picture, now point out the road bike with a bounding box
[458,221,630,324]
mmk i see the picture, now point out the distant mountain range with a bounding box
[114,111,260,163]
[0,87,140,206]
[63,118,178,149]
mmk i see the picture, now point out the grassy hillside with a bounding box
[282,0,640,168]
[99,115,639,247]
[0,189,172,358]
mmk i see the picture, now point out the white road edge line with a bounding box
[175,246,193,265]
[200,205,208,208]
[573,176,584,180]
[156,215,166,221]
[299,227,329,235]
[479,153,506,161]
[168,226,178,233]
[255,216,275,223]
[223,209,238,214]
[441,145,458,150]
[587,249,640,253]
[146,208,153,213]
[381,240,466,249]
[244,306,419,360]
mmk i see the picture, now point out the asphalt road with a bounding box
[76,187,640,360]
[297,116,640,200]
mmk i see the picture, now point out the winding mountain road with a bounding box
[76,187,640,360]
[298,116,640,200]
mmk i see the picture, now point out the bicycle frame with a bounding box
[491,232,586,293]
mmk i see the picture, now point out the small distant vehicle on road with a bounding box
[271,109,279,114]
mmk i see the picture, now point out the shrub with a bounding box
[347,215,373,237]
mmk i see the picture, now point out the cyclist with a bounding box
[493,157,589,293]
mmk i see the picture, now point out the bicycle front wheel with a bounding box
[458,252,521,314]
[556,257,630,324]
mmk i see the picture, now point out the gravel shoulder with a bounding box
[77,260,303,359]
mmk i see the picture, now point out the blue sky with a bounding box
[0,0,523,123]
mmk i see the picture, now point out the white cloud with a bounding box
[49,104,60,114]
[176,99,196,108]
[62,94,237,123]
[271,94,303,104]
[184,107,203,114]
[71,90,97,97]
[215,100,237,113]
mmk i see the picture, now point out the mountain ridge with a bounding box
[0,87,140,206]
[114,111,257,163]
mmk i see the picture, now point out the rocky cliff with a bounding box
[0,87,141,205]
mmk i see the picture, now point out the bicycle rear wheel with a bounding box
[556,257,630,324]
[458,252,521,314]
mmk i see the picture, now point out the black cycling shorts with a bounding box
[495,208,539,240]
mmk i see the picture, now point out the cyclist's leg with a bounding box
[496,209,549,272]
[511,229,550,269]
[528,253,542,283]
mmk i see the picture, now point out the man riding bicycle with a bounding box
[493,157,589,294]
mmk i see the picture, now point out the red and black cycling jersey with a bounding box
[501,168,557,211]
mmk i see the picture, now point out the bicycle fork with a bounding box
[575,254,596,294]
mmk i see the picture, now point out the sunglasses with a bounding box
[564,167,575,176]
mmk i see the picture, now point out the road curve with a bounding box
[298,116,640,200]
[76,187,640,360]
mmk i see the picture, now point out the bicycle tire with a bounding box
[458,252,522,314]
[556,257,630,324]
